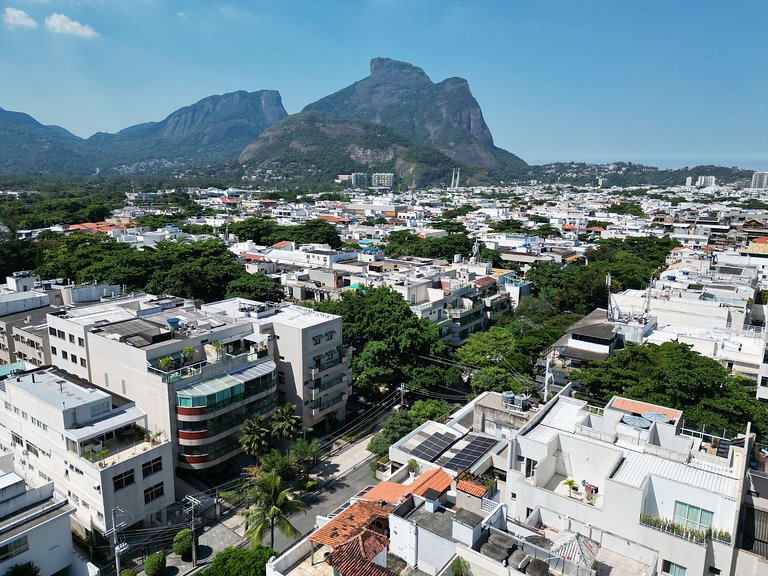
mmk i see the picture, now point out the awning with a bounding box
[230,361,276,382]
[65,405,147,442]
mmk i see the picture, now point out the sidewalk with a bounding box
[311,433,374,484]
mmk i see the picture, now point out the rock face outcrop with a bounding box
[303,58,525,171]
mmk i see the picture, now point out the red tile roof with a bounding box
[319,215,350,223]
[609,398,681,422]
[272,240,292,248]
[409,468,452,497]
[456,480,488,498]
[310,500,391,547]
[326,530,393,576]
[362,482,410,504]
[474,276,497,288]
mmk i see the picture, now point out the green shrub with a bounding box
[172,528,193,557]
[144,552,166,576]
[3,563,40,576]
[120,570,135,576]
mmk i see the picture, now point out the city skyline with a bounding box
[1,0,766,170]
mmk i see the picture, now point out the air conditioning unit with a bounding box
[10,442,16,448]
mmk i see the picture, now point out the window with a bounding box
[26,442,38,457]
[113,470,135,491]
[49,327,56,337]
[51,346,57,356]
[78,337,85,347]
[662,560,686,576]
[121,379,126,395]
[3,402,9,411]
[674,501,714,532]
[81,358,87,367]
[142,457,163,477]
[144,482,164,504]
[57,330,64,339]
[71,354,77,364]
[104,372,109,387]
[708,568,721,576]
[325,330,336,341]
[0,536,28,561]
[61,351,68,360]
[312,335,323,345]
[11,432,22,445]
[69,334,75,343]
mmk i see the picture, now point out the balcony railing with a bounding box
[639,514,731,546]
[149,349,268,384]
[311,394,344,415]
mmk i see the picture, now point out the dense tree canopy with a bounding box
[367,399,453,456]
[525,236,679,314]
[383,230,475,261]
[311,286,448,395]
[206,546,276,576]
[33,234,253,303]
[573,342,768,435]
[231,217,342,249]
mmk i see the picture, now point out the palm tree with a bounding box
[563,478,576,498]
[271,404,303,445]
[243,472,306,548]
[239,416,270,458]
[258,449,296,476]
[291,438,321,478]
[158,356,173,372]
[182,346,195,365]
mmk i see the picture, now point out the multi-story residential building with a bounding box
[201,299,351,431]
[350,172,367,187]
[0,454,75,576]
[47,294,277,472]
[0,365,174,538]
[751,172,768,190]
[371,173,395,188]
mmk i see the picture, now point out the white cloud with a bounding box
[3,7,38,29]
[176,11,187,19]
[44,13,99,38]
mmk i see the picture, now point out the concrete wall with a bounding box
[0,509,74,576]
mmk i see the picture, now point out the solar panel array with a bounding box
[444,436,498,470]
[410,432,456,462]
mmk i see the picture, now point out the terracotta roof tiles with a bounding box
[456,480,488,498]
[309,500,391,548]
[409,467,452,497]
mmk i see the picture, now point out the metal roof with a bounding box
[230,360,276,382]
[611,450,740,496]
[65,405,146,442]
[537,399,583,433]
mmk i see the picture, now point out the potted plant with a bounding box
[158,356,173,372]
[407,458,419,478]
[182,346,195,365]
[563,478,576,497]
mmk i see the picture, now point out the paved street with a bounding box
[270,448,376,552]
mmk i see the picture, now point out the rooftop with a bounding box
[310,500,391,548]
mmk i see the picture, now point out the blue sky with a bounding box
[1,0,766,169]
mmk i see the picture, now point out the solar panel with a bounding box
[444,436,498,470]
[410,432,456,462]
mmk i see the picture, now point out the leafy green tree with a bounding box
[573,342,768,434]
[408,399,451,423]
[243,473,306,548]
[172,528,194,557]
[2,563,40,576]
[271,404,303,444]
[206,546,276,576]
[470,366,522,395]
[312,286,446,395]
[290,438,322,478]
[225,273,284,302]
[143,552,166,576]
[239,415,271,458]
[0,240,38,278]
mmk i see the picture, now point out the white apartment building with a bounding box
[751,172,768,190]
[507,389,750,576]
[0,454,75,576]
[201,299,351,431]
[0,366,174,537]
[47,294,278,471]
[371,173,395,188]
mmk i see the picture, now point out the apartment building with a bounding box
[0,366,173,537]
[507,389,749,576]
[0,454,75,576]
[47,294,278,471]
[201,299,351,431]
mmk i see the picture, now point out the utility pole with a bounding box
[398,383,406,408]
[183,495,202,567]
[106,508,128,576]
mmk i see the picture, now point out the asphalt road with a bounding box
[268,454,376,553]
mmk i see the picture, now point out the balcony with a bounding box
[639,514,731,546]
[149,348,269,384]
[311,393,345,417]
[448,301,484,319]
